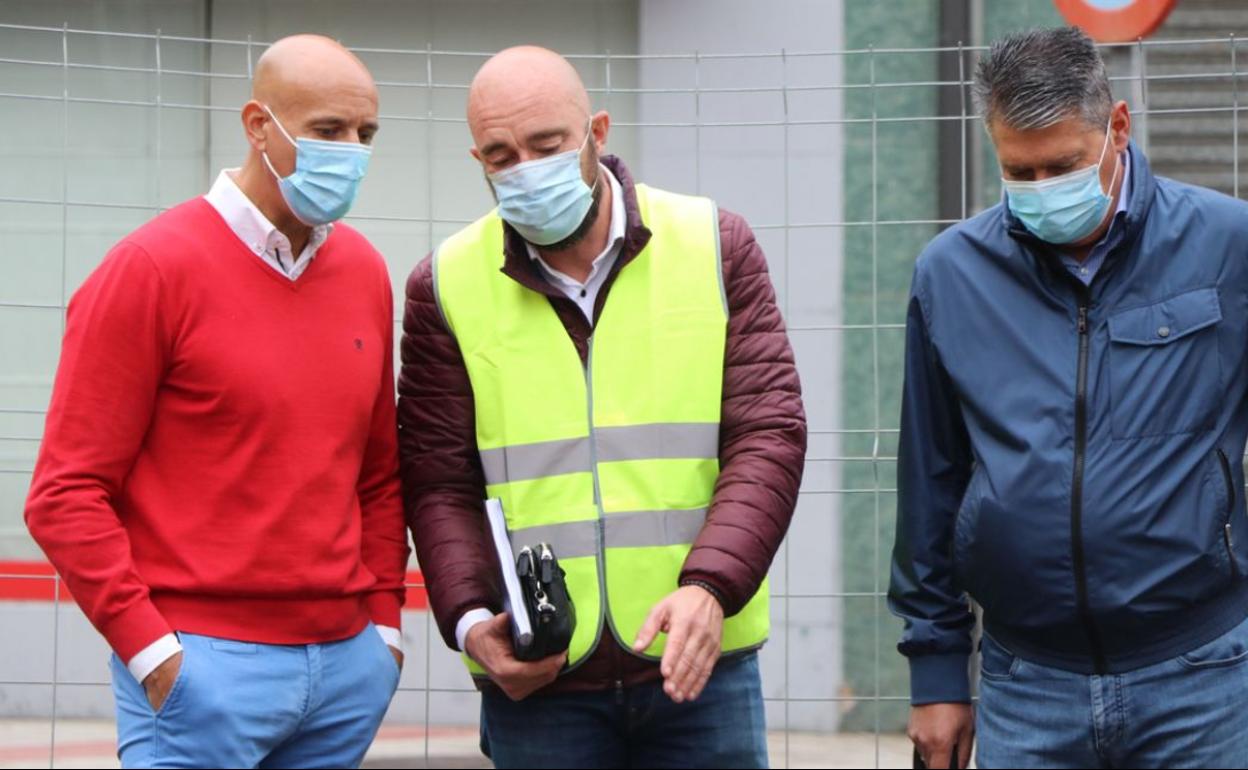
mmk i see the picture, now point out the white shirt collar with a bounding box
[203,169,332,281]
[1112,149,1132,219]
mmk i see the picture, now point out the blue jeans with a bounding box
[480,652,768,769]
[976,614,1248,768]
[109,623,400,769]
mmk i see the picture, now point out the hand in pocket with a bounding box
[142,652,183,712]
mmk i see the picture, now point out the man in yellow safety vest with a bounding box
[398,45,806,769]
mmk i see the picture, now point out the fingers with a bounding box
[957,714,975,769]
[634,601,669,653]
[670,638,701,699]
[496,659,536,701]
[919,733,963,770]
[144,685,163,712]
[537,651,568,679]
[684,640,719,701]
[497,651,568,702]
[487,612,512,635]
[908,703,973,770]
[666,635,717,703]
[479,610,570,701]
[957,738,973,770]
[658,591,727,702]
[467,614,514,668]
[659,619,688,681]
[926,746,953,770]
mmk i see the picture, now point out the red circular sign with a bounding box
[1053,0,1178,43]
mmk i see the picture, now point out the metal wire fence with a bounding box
[1,20,1246,769]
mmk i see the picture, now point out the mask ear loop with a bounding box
[260,104,298,181]
[1099,117,1122,198]
[582,115,603,197]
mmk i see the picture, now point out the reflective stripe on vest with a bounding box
[434,183,770,674]
[479,423,721,486]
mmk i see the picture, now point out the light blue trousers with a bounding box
[109,623,400,769]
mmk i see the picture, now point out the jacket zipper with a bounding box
[1217,448,1240,579]
[1071,297,1108,674]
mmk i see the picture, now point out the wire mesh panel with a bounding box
[1,9,1248,769]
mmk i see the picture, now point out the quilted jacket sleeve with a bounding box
[679,208,808,616]
[397,255,500,651]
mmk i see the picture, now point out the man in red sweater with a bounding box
[24,35,409,769]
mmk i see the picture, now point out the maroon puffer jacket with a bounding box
[398,156,806,694]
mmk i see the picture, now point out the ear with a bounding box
[590,110,611,154]
[469,145,483,163]
[241,100,270,153]
[1110,100,1131,154]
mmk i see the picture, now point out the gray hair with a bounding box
[973,27,1113,131]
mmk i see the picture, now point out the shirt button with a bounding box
[1080,267,1088,275]
[580,289,587,298]
[1158,326,1171,338]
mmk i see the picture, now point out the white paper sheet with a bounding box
[485,497,532,645]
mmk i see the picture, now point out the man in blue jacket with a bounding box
[891,26,1248,769]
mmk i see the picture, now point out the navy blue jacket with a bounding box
[890,142,1248,705]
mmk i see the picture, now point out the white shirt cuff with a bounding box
[455,608,496,653]
[375,624,402,651]
[126,633,182,683]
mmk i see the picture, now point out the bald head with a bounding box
[469,46,590,125]
[253,34,376,112]
[468,46,607,174]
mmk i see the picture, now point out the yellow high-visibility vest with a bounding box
[434,183,769,675]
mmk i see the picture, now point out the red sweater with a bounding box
[24,198,410,663]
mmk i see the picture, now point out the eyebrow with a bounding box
[304,115,379,133]
[305,115,347,128]
[479,139,511,158]
[480,128,569,159]
[524,128,568,147]
[1004,152,1084,175]
[1047,152,1085,168]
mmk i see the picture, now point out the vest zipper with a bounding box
[1218,448,1240,580]
[1072,297,1108,675]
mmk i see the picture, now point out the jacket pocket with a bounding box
[1107,288,1222,440]
[1217,448,1241,580]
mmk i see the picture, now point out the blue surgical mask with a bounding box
[488,120,598,246]
[261,105,372,226]
[1003,120,1120,245]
